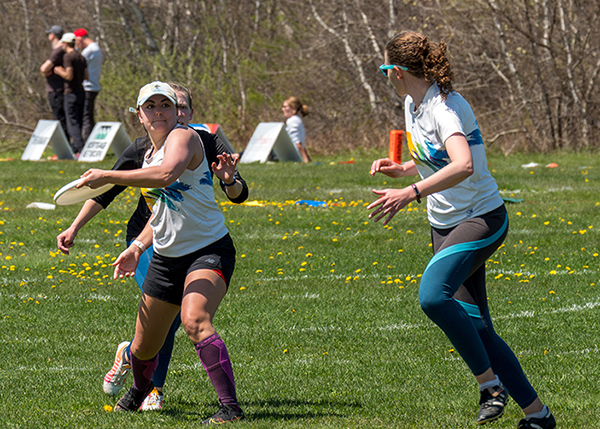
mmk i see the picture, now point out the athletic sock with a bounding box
[195,332,238,406]
[131,353,158,392]
[525,404,549,420]
[479,375,501,391]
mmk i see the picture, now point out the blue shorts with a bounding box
[126,240,153,292]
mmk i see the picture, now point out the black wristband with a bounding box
[224,179,237,187]
[411,183,422,203]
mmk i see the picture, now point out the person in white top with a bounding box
[74,28,102,142]
[78,81,245,424]
[282,96,311,163]
[368,31,555,429]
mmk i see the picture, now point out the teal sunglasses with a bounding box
[379,64,408,76]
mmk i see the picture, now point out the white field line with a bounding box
[3,296,599,373]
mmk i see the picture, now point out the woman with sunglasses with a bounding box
[281,96,311,163]
[77,81,244,424]
[369,31,555,429]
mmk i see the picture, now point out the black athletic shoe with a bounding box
[113,381,154,412]
[201,402,245,425]
[476,383,509,424]
[517,410,556,429]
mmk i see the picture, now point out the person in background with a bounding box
[74,28,103,142]
[53,32,88,156]
[40,25,69,141]
[57,83,248,413]
[282,96,311,163]
[74,81,245,424]
[368,31,555,429]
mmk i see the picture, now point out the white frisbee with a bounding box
[54,177,114,206]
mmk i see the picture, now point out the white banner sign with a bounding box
[21,120,74,161]
[78,122,132,163]
[240,122,302,163]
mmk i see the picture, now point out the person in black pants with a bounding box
[53,32,87,155]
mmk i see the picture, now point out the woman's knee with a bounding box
[419,291,446,317]
[181,311,213,343]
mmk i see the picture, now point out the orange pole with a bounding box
[389,130,403,163]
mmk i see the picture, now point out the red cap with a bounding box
[74,28,88,37]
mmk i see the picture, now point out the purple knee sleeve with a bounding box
[195,332,238,406]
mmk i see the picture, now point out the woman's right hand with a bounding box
[370,158,405,178]
[112,246,141,279]
[57,227,77,255]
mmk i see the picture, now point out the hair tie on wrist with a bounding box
[224,179,237,187]
[132,240,146,253]
[411,183,422,203]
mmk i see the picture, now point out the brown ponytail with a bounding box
[285,96,310,117]
[385,31,454,99]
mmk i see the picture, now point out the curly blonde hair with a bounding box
[385,31,454,99]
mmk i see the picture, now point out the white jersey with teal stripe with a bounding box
[141,135,229,258]
[404,83,503,228]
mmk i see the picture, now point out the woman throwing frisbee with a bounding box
[57,82,247,412]
[78,81,244,424]
[368,32,555,429]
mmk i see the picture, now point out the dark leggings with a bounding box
[419,205,538,408]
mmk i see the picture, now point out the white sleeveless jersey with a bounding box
[141,137,229,257]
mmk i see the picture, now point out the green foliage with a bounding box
[0,153,599,427]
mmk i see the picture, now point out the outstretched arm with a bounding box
[57,200,103,254]
[368,133,473,225]
[370,158,418,178]
[79,128,199,189]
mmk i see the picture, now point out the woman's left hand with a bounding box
[367,187,413,225]
[78,169,109,189]
[211,153,237,184]
[112,246,140,279]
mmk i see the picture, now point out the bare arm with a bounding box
[371,158,418,178]
[79,127,201,189]
[112,217,154,279]
[56,199,103,254]
[368,133,473,225]
[54,66,73,81]
[40,60,55,76]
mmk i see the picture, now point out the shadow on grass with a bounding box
[160,397,362,423]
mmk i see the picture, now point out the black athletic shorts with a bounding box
[143,234,236,305]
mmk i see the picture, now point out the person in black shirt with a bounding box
[57,83,248,411]
[53,32,88,154]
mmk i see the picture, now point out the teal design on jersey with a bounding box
[410,128,483,173]
[199,170,213,186]
[143,181,192,212]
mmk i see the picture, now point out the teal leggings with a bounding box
[419,205,537,408]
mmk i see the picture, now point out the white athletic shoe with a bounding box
[140,387,164,411]
[103,341,131,396]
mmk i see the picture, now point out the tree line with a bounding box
[1,0,599,154]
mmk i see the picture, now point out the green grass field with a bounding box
[0,151,599,428]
